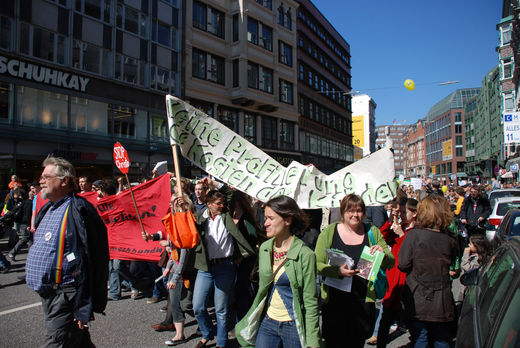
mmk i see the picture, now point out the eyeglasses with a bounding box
[40,174,58,181]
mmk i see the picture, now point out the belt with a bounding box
[210,256,232,264]
[52,282,76,290]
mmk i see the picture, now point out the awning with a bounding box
[456,172,468,178]
[501,171,514,178]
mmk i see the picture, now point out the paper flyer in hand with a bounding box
[357,246,384,282]
[324,249,354,292]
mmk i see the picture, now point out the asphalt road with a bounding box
[0,235,411,348]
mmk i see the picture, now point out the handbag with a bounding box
[367,228,389,299]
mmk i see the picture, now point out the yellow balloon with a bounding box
[442,185,448,193]
[404,79,415,91]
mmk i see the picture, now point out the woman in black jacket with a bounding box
[398,195,459,348]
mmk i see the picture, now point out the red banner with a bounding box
[78,191,98,207]
[95,174,171,262]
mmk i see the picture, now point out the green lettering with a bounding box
[207,128,222,146]
[224,136,247,156]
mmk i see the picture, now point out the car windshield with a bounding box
[497,202,520,216]
[490,191,520,206]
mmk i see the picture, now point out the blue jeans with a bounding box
[193,259,235,347]
[109,259,136,299]
[0,251,10,269]
[256,316,302,348]
[409,320,451,348]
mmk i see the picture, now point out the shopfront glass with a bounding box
[17,86,68,129]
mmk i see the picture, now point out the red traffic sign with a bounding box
[113,142,130,174]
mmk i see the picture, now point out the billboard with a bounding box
[504,112,520,144]
[442,139,453,160]
[352,115,365,148]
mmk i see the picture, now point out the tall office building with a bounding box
[424,88,480,180]
[405,120,426,178]
[352,94,376,158]
[375,124,408,177]
[0,0,182,186]
[184,0,300,176]
[295,0,353,172]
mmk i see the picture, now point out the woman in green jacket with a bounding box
[315,194,394,348]
[235,196,321,348]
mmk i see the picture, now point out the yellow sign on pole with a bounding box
[352,116,365,147]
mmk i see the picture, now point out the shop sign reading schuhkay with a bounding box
[0,55,90,92]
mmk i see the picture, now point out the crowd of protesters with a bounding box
[0,164,504,347]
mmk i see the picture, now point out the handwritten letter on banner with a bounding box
[166,95,397,209]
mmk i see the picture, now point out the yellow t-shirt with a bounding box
[266,265,292,322]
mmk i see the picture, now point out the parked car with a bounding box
[483,197,520,241]
[456,237,520,348]
[493,209,520,248]
[488,188,520,207]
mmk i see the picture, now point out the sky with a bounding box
[315,0,502,126]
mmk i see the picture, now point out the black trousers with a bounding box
[40,286,95,348]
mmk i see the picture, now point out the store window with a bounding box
[108,105,147,140]
[71,96,108,134]
[0,83,13,122]
[151,66,176,93]
[244,113,256,143]
[151,114,168,141]
[17,87,68,129]
[280,120,294,151]
[262,116,277,149]
[217,107,239,133]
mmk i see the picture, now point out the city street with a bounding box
[0,235,411,348]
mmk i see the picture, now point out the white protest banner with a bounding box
[166,95,397,208]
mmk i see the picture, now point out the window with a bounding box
[193,1,206,30]
[75,0,111,23]
[244,113,256,143]
[233,59,239,87]
[299,64,304,80]
[262,116,277,149]
[285,9,291,30]
[151,114,168,140]
[152,20,176,48]
[456,135,463,146]
[278,7,284,25]
[504,92,515,111]
[192,49,206,79]
[455,124,462,133]
[21,24,67,65]
[279,80,293,104]
[261,67,273,93]
[279,41,292,66]
[248,62,259,89]
[501,24,512,46]
[0,16,12,51]
[261,25,272,51]
[280,120,294,150]
[151,65,175,93]
[208,8,225,39]
[255,0,271,10]
[114,54,142,85]
[116,4,147,37]
[217,107,239,132]
[232,14,239,42]
[17,87,68,129]
[454,112,462,122]
[456,147,463,157]
[192,49,224,84]
[503,58,513,79]
[247,18,258,45]
[208,54,225,85]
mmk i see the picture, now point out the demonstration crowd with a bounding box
[0,159,498,348]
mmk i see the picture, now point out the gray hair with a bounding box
[42,156,76,189]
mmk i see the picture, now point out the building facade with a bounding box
[0,0,182,187]
[404,120,426,178]
[424,88,480,180]
[184,0,301,175]
[352,94,376,158]
[375,124,408,177]
[465,66,501,179]
[295,0,353,172]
